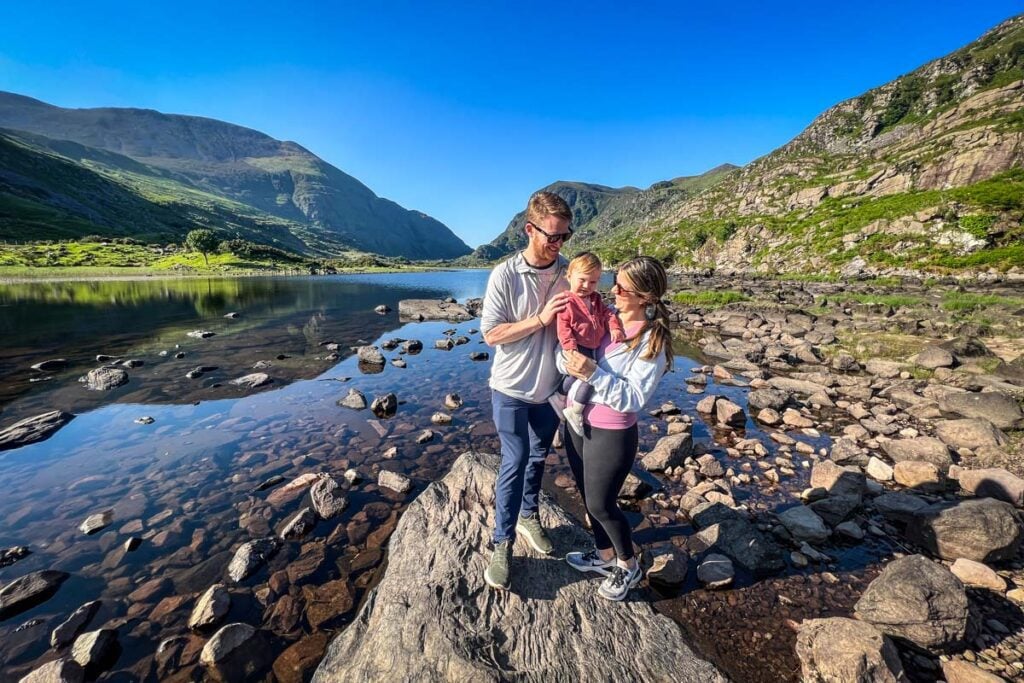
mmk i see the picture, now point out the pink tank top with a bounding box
[571,321,646,430]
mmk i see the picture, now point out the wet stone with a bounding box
[71,628,118,672]
[370,393,398,418]
[0,570,69,620]
[337,388,367,410]
[200,623,271,682]
[302,579,355,628]
[227,538,281,582]
[0,410,75,451]
[310,475,347,519]
[79,367,128,391]
[280,507,317,540]
[378,469,412,494]
[19,658,85,683]
[697,553,734,589]
[188,584,231,630]
[0,545,31,568]
[51,599,102,648]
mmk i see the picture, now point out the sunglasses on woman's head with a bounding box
[526,222,573,244]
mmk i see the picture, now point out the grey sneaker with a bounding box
[565,548,615,576]
[598,563,643,601]
[484,540,512,590]
[516,513,553,555]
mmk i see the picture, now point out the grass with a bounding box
[941,291,1024,312]
[672,290,750,307]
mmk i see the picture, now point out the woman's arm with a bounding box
[585,346,666,413]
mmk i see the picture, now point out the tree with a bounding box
[184,229,219,266]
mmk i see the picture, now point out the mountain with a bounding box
[488,14,1024,276]
[0,93,471,259]
[472,166,739,261]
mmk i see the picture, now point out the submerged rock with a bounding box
[79,510,113,535]
[312,451,725,682]
[0,570,69,620]
[370,393,397,419]
[337,388,367,410]
[0,410,75,452]
[51,600,102,648]
[227,538,281,582]
[189,584,231,630]
[201,623,270,682]
[310,475,347,518]
[377,470,412,494]
[229,373,272,389]
[19,658,85,683]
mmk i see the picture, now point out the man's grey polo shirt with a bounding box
[480,251,568,403]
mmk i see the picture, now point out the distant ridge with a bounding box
[0,92,471,259]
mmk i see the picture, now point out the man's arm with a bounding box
[482,291,571,346]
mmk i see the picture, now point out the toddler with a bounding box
[557,252,625,435]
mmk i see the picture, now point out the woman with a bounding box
[558,256,673,601]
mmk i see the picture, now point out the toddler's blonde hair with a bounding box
[566,251,602,278]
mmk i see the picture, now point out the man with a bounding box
[480,191,573,591]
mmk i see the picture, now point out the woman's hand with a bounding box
[564,349,596,381]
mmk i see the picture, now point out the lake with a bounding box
[0,270,848,681]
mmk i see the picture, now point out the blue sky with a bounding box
[1,2,1021,248]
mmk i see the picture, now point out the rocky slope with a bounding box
[488,14,1024,277]
[0,93,471,260]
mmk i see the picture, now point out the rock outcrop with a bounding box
[0,410,75,452]
[313,451,726,682]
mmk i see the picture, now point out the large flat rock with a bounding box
[313,451,726,683]
[0,410,75,452]
[398,299,474,322]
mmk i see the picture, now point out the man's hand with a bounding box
[564,349,597,380]
[538,291,571,326]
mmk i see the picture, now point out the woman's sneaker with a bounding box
[598,563,643,601]
[565,549,615,576]
[563,403,585,436]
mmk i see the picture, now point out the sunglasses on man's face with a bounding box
[526,222,573,244]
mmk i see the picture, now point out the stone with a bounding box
[378,470,412,494]
[227,538,281,582]
[796,617,905,683]
[430,412,452,425]
[0,545,31,568]
[397,299,473,321]
[915,345,955,369]
[79,367,128,391]
[934,419,1008,451]
[646,547,689,588]
[227,373,271,389]
[690,518,785,576]
[71,629,118,671]
[695,395,718,414]
[356,346,385,365]
[747,388,789,412]
[187,330,215,338]
[906,498,1024,562]
[18,658,85,683]
[808,494,862,527]
[280,508,316,540]
[873,492,929,521]
[893,461,944,490]
[370,393,397,418]
[854,555,969,650]
[778,506,830,543]
[469,351,489,361]
[881,437,952,471]
[941,660,1006,683]
[312,452,726,682]
[310,475,347,518]
[0,570,69,619]
[79,510,113,535]
[51,600,101,648]
[302,579,355,628]
[30,358,67,372]
[938,391,1024,430]
[273,633,329,683]
[434,338,455,350]
[949,558,1007,591]
[715,398,746,428]
[756,408,781,425]
[200,623,270,682]
[955,468,1024,507]
[865,359,902,378]
[865,456,894,482]
[810,460,865,498]
[783,408,814,428]
[189,584,231,630]
[696,553,734,589]
[416,429,434,444]
[641,433,693,472]
[829,437,867,466]
[834,521,864,540]
[337,389,366,411]
[0,410,75,451]
[443,393,463,410]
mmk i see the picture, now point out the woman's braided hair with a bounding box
[618,256,674,372]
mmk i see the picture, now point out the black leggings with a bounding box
[564,423,639,561]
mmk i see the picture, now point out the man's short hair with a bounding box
[526,191,572,227]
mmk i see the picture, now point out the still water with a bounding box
[0,270,840,681]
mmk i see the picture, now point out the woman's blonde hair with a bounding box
[618,256,673,371]
[567,251,602,277]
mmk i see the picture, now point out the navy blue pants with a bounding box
[491,390,559,545]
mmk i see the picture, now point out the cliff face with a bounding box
[488,15,1024,277]
[0,93,471,259]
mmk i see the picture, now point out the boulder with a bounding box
[906,498,1024,562]
[647,547,689,588]
[893,461,944,491]
[915,345,955,369]
[954,468,1024,507]
[70,629,118,672]
[690,518,785,576]
[854,555,970,650]
[0,410,75,452]
[378,470,412,494]
[337,389,367,410]
[356,346,385,365]
[397,299,474,322]
[79,367,128,391]
[189,584,231,630]
[778,506,830,543]
[810,460,865,498]
[881,437,952,471]
[279,508,316,540]
[51,600,101,648]
[696,553,734,589]
[312,452,726,682]
[829,437,868,466]
[796,617,905,683]
[227,538,280,582]
[19,658,85,683]
[873,492,929,522]
[747,388,789,412]
[641,433,693,472]
[937,391,1024,430]
[949,558,1006,592]
[201,623,271,682]
[808,494,862,527]
[941,660,1008,683]
[715,399,746,428]
[310,475,347,518]
[933,419,1008,451]
[0,570,69,619]
[370,393,398,419]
